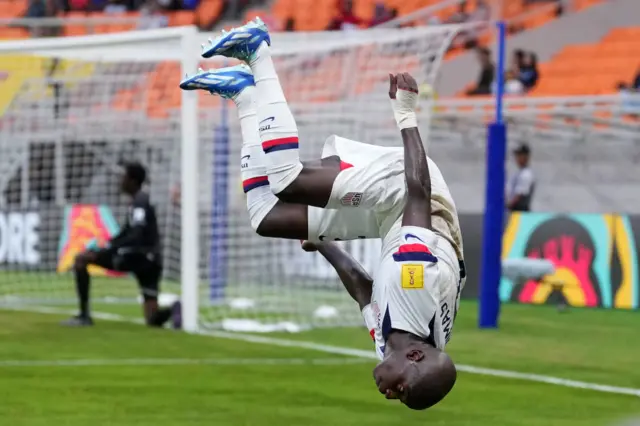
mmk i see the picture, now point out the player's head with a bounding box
[121,162,147,194]
[513,143,530,168]
[373,339,456,410]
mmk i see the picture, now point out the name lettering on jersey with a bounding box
[401,264,424,289]
[340,192,362,207]
[440,302,452,344]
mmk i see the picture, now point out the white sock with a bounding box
[235,87,277,232]
[249,42,302,195]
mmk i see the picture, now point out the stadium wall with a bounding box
[0,206,638,311]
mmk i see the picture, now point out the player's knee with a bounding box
[267,164,303,198]
[252,216,267,236]
[73,254,88,271]
[271,181,300,204]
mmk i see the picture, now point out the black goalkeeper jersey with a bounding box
[109,190,161,258]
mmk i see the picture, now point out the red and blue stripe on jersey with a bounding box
[392,243,438,263]
[243,176,269,193]
[262,137,299,154]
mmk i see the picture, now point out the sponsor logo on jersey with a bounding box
[241,155,250,169]
[440,301,452,343]
[401,264,424,289]
[340,192,362,207]
[404,233,425,244]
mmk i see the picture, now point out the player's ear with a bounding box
[389,73,397,99]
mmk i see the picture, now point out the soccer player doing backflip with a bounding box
[180,18,464,410]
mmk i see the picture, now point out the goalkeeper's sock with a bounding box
[74,267,91,318]
[249,42,302,195]
[235,85,278,231]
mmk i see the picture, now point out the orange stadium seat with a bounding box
[169,10,196,26]
[530,26,640,96]
[196,0,224,29]
[0,0,27,18]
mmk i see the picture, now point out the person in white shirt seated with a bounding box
[492,69,525,96]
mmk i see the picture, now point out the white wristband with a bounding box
[391,89,419,130]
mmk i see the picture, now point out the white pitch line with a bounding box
[0,357,371,368]
[3,305,640,398]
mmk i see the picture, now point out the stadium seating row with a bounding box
[532,26,640,96]
[0,0,600,40]
[0,0,222,39]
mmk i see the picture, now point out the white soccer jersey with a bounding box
[317,136,464,358]
[370,225,460,358]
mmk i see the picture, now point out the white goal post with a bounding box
[0,24,462,333]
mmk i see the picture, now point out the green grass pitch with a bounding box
[1,299,639,426]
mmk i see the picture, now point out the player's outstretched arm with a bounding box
[389,73,432,230]
[302,241,372,309]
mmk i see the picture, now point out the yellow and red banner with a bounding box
[57,205,122,276]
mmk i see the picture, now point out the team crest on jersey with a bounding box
[401,264,424,289]
[340,192,362,207]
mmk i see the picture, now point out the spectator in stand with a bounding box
[466,47,494,96]
[138,0,168,29]
[518,52,539,91]
[25,0,56,36]
[284,17,295,32]
[512,49,525,73]
[493,69,524,96]
[447,1,468,24]
[368,2,394,27]
[104,0,127,14]
[617,82,639,116]
[632,67,640,90]
[326,0,363,31]
[26,0,48,18]
[69,0,89,11]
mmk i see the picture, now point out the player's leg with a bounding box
[113,253,175,328]
[62,249,114,326]
[181,64,314,240]
[201,18,341,208]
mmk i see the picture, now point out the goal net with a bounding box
[0,24,460,332]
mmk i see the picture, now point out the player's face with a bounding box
[120,174,132,193]
[515,152,528,167]
[373,354,412,402]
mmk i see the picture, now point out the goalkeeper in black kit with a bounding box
[62,162,179,328]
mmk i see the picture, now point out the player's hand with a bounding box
[388,73,398,99]
[301,240,319,252]
[396,72,419,96]
[389,72,419,130]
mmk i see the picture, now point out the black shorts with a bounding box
[92,249,162,301]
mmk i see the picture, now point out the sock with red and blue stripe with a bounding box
[235,86,277,231]
[250,42,303,195]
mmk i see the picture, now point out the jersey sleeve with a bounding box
[130,193,150,227]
